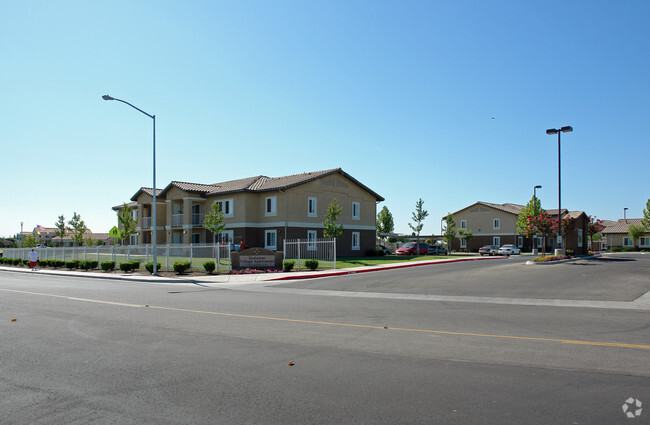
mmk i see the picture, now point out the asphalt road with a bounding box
[1,254,649,424]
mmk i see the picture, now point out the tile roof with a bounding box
[602,218,647,234]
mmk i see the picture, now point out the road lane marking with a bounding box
[3,287,649,351]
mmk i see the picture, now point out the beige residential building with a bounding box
[601,219,650,250]
[114,168,384,256]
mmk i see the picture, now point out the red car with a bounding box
[396,242,428,255]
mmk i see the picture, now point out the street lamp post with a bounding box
[532,185,542,255]
[103,95,158,276]
[546,126,573,255]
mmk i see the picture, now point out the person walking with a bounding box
[28,248,39,271]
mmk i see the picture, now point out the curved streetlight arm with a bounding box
[103,95,154,119]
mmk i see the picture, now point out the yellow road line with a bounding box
[3,288,650,350]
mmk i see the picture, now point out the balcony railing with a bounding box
[141,217,152,229]
[171,214,183,227]
[192,213,205,226]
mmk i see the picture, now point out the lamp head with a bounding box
[102,95,115,101]
[546,128,558,135]
[560,126,573,133]
[534,185,542,189]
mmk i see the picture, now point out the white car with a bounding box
[498,244,521,255]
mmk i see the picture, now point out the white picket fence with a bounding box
[283,238,336,270]
[3,244,232,273]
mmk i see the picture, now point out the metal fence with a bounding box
[283,238,336,270]
[3,244,232,273]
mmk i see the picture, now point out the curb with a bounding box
[525,254,600,265]
[0,266,199,284]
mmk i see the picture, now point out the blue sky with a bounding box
[1,0,648,238]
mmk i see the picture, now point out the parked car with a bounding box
[497,244,521,256]
[479,245,500,256]
[396,242,428,255]
[377,245,393,255]
[427,245,448,255]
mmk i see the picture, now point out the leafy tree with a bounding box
[54,215,67,247]
[84,235,97,246]
[628,224,646,251]
[68,212,88,246]
[323,198,343,239]
[204,201,226,244]
[376,206,395,243]
[587,216,606,246]
[516,196,545,237]
[22,234,36,248]
[642,199,650,231]
[442,213,457,253]
[525,212,555,256]
[408,199,428,255]
[117,203,138,246]
[458,228,473,252]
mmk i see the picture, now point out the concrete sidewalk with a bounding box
[0,256,506,284]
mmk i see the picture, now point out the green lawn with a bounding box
[335,254,463,269]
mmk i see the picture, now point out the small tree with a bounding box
[517,196,545,246]
[458,229,473,252]
[642,199,650,231]
[526,212,555,256]
[84,235,98,246]
[68,212,88,246]
[408,199,428,256]
[628,224,646,251]
[323,199,343,239]
[54,215,67,247]
[587,216,606,248]
[376,206,395,243]
[204,201,226,245]
[117,203,137,246]
[442,213,457,253]
[22,234,36,248]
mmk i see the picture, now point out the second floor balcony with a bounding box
[172,214,183,227]
[141,217,152,229]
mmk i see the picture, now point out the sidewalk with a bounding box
[0,256,505,285]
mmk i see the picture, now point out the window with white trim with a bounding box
[517,236,523,248]
[215,199,233,217]
[265,196,277,217]
[623,237,633,247]
[352,202,360,220]
[130,234,138,245]
[493,219,500,230]
[493,236,500,247]
[460,220,467,230]
[308,197,317,217]
[577,229,583,248]
[460,239,466,248]
[219,230,234,245]
[265,230,277,250]
[352,232,360,250]
[640,237,650,247]
[307,230,317,250]
[537,237,543,248]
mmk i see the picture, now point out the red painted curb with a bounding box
[268,256,506,281]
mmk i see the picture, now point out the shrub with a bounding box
[13,258,22,266]
[79,260,99,271]
[366,248,378,257]
[23,260,30,266]
[565,249,574,256]
[375,247,385,257]
[65,260,80,270]
[101,261,115,271]
[283,260,295,272]
[203,261,216,274]
[119,261,140,273]
[145,262,161,274]
[51,260,64,269]
[305,259,319,271]
[173,261,191,275]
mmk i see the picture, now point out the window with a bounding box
[493,237,500,247]
[130,234,138,245]
[517,236,523,248]
[265,230,277,250]
[577,229,583,248]
[265,196,277,216]
[537,237,543,248]
[308,197,317,217]
[623,237,633,247]
[191,233,200,244]
[352,202,360,220]
[132,209,138,220]
[218,230,234,245]
[216,199,233,217]
[460,220,467,230]
[460,239,466,248]
[493,219,500,230]
[352,232,360,250]
[307,230,317,250]
[640,237,650,247]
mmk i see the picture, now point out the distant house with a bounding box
[444,201,590,255]
[601,219,650,250]
[20,227,110,247]
[113,168,384,257]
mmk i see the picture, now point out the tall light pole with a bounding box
[103,95,158,276]
[546,126,572,255]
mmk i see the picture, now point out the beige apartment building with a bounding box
[114,168,384,257]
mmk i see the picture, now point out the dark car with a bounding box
[479,245,500,256]
[427,246,448,255]
[377,245,393,255]
[396,242,428,255]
